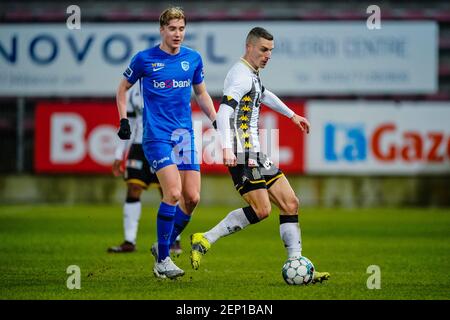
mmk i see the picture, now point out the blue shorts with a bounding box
[143,130,200,173]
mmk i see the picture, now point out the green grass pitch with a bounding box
[0,204,449,300]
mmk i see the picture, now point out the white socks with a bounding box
[279,215,302,258]
[123,201,142,244]
[204,208,251,244]
[202,209,302,259]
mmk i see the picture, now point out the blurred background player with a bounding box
[116,7,217,279]
[190,27,329,283]
[108,84,182,255]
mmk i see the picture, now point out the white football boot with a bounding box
[153,256,185,279]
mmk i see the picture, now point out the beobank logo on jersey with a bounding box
[153,79,191,89]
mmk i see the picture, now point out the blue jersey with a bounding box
[123,45,204,142]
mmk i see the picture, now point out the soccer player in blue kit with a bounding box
[116,7,217,279]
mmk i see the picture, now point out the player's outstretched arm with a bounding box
[194,82,217,124]
[290,114,310,134]
[261,89,310,134]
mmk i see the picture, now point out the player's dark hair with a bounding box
[159,6,186,27]
[246,27,273,44]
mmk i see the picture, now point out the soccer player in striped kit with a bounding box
[190,27,329,283]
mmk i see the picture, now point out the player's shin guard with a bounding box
[157,202,176,262]
[169,205,191,245]
[123,197,141,244]
[204,206,259,244]
[279,215,302,258]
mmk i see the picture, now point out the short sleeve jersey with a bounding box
[123,45,204,141]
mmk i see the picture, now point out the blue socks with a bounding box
[169,205,191,245]
[157,202,176,262]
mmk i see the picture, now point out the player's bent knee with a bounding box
[284,196,299,215]
[243,206,267,224]
[127,184,144,199]
[163,189,182,204]
[184,193,200,209]
[254,203,271,220]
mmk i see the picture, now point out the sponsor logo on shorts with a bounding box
[252,168,262,180]
[152,157,170,169]
[262,158,273,170]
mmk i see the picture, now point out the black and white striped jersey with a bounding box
[222,58,264,154]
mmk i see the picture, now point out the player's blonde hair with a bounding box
[159,7,186,27]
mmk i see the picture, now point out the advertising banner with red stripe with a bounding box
[35,101,120,173]
[34,100,306,174]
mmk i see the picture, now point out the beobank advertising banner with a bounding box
[305,101,450,174]
[35,102,120,173]
[34,101,306,174]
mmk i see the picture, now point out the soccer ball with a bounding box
[282,256,315,285]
